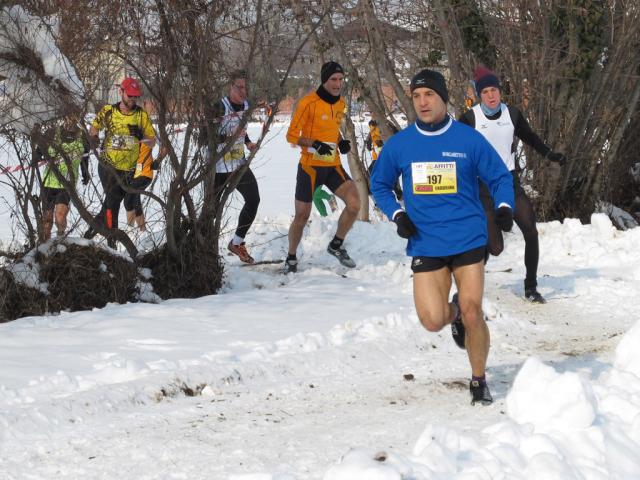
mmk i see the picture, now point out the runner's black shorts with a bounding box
[41,187,70,210]
[411,246,487,273]
[295,163,351,202]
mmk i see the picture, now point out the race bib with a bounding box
[411,161,457,194]
[313,142,337,163]
[223,143,246,163]
[110,134,136,151]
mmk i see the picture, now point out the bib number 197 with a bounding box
[411,162,457,194]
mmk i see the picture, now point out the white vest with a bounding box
[215,97,249,173]
[472,103,515,171]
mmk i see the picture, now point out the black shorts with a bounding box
[295,163,351,202]
[41,187,70,210]
[411,246,487,273]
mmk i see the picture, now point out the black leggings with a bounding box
[480,171,539,289]
[124,176,152,216]
[98,163,133,230]
[215,167,260,239]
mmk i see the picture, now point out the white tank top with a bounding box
[215,97,249,173]
[472,103,515,171]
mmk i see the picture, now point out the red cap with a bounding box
[120,77,142,96]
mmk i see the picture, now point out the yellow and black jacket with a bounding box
[92,104,155,171]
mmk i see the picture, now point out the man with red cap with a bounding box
[284,61,360,273]
[85,77,156,247]
[459,66,566,303]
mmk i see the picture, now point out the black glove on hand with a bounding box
[312,140,334,156]
[128,124,144,140]
[365,138,372,151]
[338,139,351,154]
[393,211,418,239]
[151,159,161,171]
[495,206,513,232]
[547,151,566,166]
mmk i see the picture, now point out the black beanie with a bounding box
[410,69,449,103]
[321,61,345,84]
[473,66,501,96]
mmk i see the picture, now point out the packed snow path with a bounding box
[2,212,639,479]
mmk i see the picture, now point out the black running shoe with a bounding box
[470,380,493,406]
[327,244,356,268]
[525,288,546,304]
[450,293,466,349]
[284,257,298,274]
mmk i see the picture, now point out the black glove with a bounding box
[365,138,372,151]
[151,159,161,171]
[393,211,418,239]
[494,206,513,232]
[547,151,566,166]
[128,124,144,140]
[312,140,334,156]
[338,139,351,154]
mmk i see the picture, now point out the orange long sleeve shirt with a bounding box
[286,91,346,167]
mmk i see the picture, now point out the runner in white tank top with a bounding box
[458,66,567,304]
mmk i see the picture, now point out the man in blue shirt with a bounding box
[371,69,515,405]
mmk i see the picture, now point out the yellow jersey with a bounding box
[92,104,155,171]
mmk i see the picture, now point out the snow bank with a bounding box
[325,320,640,479]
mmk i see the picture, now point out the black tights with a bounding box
[214,167,260,239]
[480,172,539,289]
[98,164,132,230]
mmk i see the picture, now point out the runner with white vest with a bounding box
[209,70,260,264]
[458,66,566,304]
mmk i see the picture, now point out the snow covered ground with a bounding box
[1,121,640,479]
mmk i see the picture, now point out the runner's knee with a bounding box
[460,302,484,329]
[417,312,445,332]
[416,303,448,332]
[345,196,360,215]
[293,209,311,225]
[520,223,538,241]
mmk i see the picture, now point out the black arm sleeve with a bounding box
[509,105,551,157]
[457,110,476,128]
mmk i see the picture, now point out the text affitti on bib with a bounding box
[411,161,457,194]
